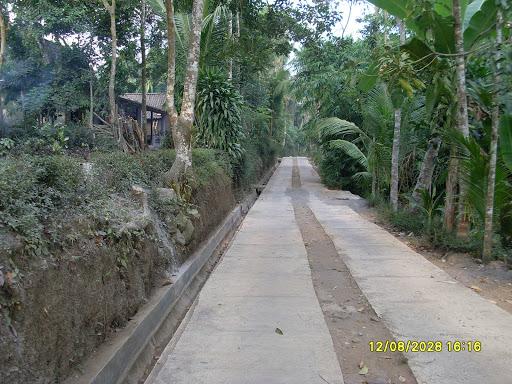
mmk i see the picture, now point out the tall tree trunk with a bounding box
[371,166,377,198]
[444,147,458,231]
[165,0,177,122]
[390,20,405,211]
[383,11,388,45]
[101,0,118,138]
[165,0,205,184]
[140,0,148,145]
[451,0,470,235]
[0,6,7,133]
[0,5,6,68]
[235,9,241,90]
[89,74,94,130]
[411,137,441,205]
[89,34,95,134]
[482,9,504,262]
[227,10,233,81]
[390,108,401,211]
[341,0,354,39]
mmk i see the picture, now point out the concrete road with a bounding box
[146,158,344,384]
[146,157,512,384]
[296,157,512,384]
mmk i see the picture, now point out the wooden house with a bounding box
[117,93,169,147]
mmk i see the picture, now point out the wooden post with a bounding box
[150,110,154,144]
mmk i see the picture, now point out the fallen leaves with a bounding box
[358,361,369,375]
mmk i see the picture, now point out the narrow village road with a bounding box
[146,158,512,384]
[146,157,344,384]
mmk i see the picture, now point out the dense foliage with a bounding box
[294,1,512,260]
[0,0,342,259]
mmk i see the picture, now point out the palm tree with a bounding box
[316,84,393,197]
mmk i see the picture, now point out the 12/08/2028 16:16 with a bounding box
[368,340,482,353]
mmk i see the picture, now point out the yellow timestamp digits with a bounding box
[369,340,481,353]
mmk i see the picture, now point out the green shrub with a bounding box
[0,157,42,242]
[377,204,425,235]
[0,146,268,258]
[317,149,366,195]
[64,123,95,149]
[430,229,481,254]
[234,143,264,189]
[231,136,277,190]
[137,149,176,182]
[92,152,150,193]
[0,138,15,156]
[192,149,232,188]
[35,155,82,195]
[0,155,83,251]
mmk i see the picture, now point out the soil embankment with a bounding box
[0,151,273,384]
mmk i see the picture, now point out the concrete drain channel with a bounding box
[65,163,279,384]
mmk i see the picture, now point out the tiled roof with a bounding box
[119,93,167,113]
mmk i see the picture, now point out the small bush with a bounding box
[137,149,176,183]
[0,138,15,156]
[64,123,95,149]
[0,157,42,242]
[317,149,366,195]
[195,69,244,159]
[35,155,82,195]
[377,204,425,235]
[430,229,481,254]
[92,152,150,193]
[233,142,263,189]
[0,155,83,250]
[192,149,232,188]
[232,136,277,190]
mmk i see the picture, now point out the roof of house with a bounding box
[119,93,167,114]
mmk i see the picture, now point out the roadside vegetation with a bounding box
[294,0,512,262]
[1,0,511,381]
[0,1,339,382]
